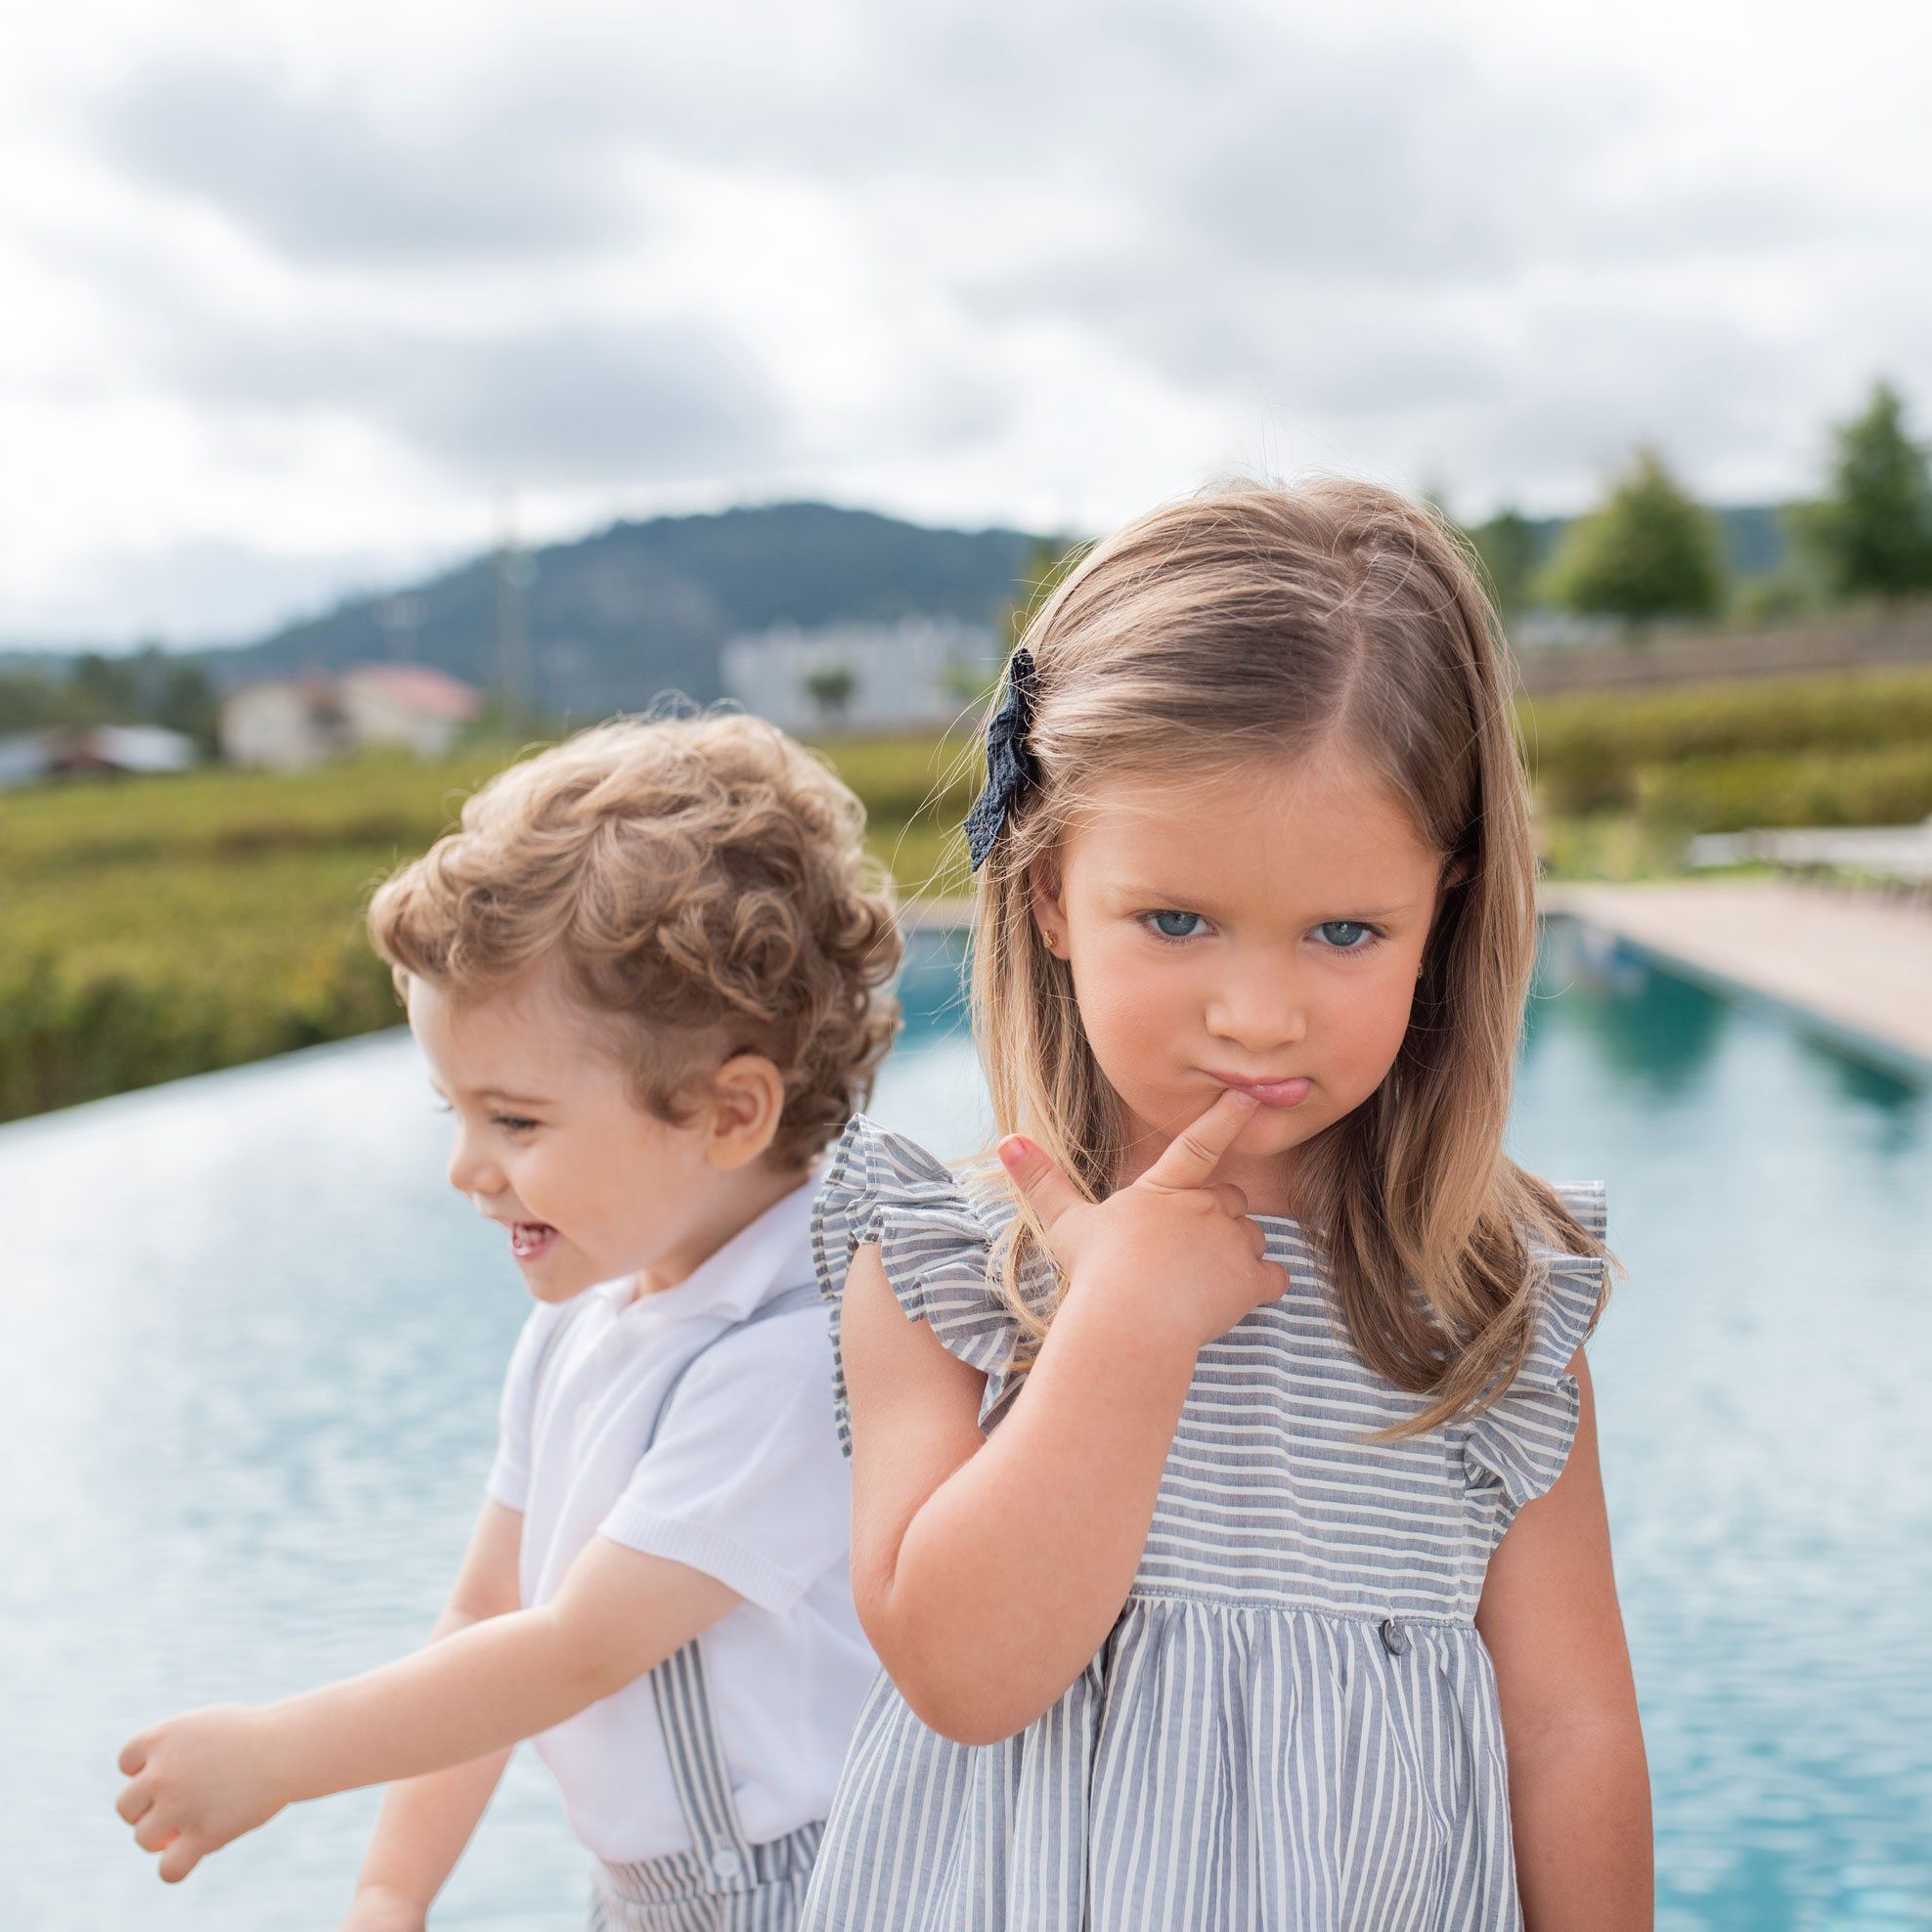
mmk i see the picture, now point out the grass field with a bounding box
[6,665,1931,1120]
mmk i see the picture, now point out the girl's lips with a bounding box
[1215,1076,1312,1109]
[508,1221,558,1260]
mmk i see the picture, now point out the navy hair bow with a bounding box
[964,646,1039,871]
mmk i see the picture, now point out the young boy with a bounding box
[113,714,903,1930]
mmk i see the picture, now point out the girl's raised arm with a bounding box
[843,1088,1284,1744]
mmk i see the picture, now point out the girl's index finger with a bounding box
[1140,1087,1260,1192]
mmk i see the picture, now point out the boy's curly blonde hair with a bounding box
[367,711,903,1171]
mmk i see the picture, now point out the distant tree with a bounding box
[1001,534,1088,654]
[157,658,220,751]
[939,656,995,708]
[1468,507,1540,616]
[67,651,144,724]
[802,663,856,726]
[1543,449,1725,631]
[0,668,61,732]
[1795,379,1932,600]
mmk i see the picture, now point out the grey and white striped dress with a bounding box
[799,1116,1607,1932]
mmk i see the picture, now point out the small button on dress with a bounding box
[798,1116,1609,1932]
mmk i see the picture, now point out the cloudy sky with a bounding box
[4,0,1927,645]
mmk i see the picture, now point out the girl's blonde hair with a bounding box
[967,478,1601,1434]
[369,712,903,1172]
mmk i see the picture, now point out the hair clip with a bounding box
[964,647,1039,871]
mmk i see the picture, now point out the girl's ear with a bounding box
[1026,857,1068,955]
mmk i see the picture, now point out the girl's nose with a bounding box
[1206,960,1308,1053]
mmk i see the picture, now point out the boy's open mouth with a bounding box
[509,1221,558,1260]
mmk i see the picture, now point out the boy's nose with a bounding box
[447,1135,505,1199]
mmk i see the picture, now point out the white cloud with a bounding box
[2,0,1927,641]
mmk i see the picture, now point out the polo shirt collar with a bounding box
[592,1165,820,1327]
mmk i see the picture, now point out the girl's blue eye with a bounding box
[1315,921,1375,949]
[1147,910,1207,942]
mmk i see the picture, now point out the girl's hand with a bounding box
[998,1086,1289,1354]
[339,1888,430,1932]
[114,1703,289,1883]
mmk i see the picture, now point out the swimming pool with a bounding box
[1,922,1926,1928]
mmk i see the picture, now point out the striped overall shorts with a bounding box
[557,1281,828,1932]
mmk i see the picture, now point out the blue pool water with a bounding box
[1,923,1927,1929]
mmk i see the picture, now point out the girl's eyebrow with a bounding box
[1110,882,1423,920]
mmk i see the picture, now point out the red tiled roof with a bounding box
[340,664,484,720]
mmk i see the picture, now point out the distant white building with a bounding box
[220,665,481,769]
[336,665,483,759]
[721,617,1000,734]
[0,724,199,790]
[50,724,199,777]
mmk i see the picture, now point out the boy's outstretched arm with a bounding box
[114,1516,740,1885]
[336,1500,520,1930]
[1476,1356,1652,1930]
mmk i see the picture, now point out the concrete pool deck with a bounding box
[904,881,1932,1083]
[1539,879,1932,1083]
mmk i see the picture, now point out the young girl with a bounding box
[113,716,901,1930]
[801,482,1651,1929]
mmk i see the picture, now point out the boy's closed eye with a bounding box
[427,1089,542,1134]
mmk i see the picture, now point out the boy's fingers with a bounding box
[115,1779,152,1825]
[997,1135,1084,1233]
[1141,1088,1260,1192]
[116,1734,149,1777]
[134,1811,177,1854]
[157,1836,202,1885]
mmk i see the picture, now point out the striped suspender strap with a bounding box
[641,1279,823,1892]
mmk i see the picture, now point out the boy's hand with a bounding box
[114,1704,290,1882]
[999,1086,1288,1353]
[339,1888,430,1932]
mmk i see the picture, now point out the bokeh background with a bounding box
[3,3,1929,1926]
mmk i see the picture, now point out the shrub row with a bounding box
[1637,741,1932,834]
[6,672,1928,1123]
[1522,667,1932,813]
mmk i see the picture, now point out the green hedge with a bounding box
[1522,667,1932,812]
[6,672,1930,1124]
[1638,742,1932,833]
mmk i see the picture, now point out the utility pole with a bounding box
[494,496,531,731]
[378,593,424,663]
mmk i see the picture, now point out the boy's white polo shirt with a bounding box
[485,1171,875,1866]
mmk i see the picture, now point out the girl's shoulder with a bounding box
[812,1114,1025,1450]
[1459,1179,1610,1512]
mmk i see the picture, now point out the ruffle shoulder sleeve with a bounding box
[812,1114,1028,1456]
[1461,1181,1608,1513]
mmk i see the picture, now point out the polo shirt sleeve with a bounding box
[597,1308,852,1615]
[485,1301,561,1514]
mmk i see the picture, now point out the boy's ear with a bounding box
[702,1052,787,1169]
